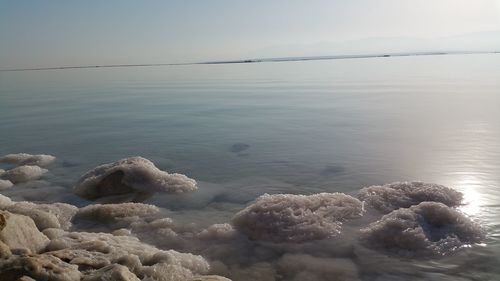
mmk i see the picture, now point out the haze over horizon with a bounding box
[1,0,500,69]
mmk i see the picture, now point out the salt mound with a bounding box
[0,165,48,184]
[46,231,211,277]
[232,193,364,243]
[0,195,12,208]
[74,157,197,203]
[0,153,56,167]
[0,179,13,190]
[360,202,484,256]
[5,202,78,230]
[0,211,50,254]
[77,203,160,223]
[358,181,463,213]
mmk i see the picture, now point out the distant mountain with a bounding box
[244,30,500,59]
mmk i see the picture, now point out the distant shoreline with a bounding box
[1,50,498,72]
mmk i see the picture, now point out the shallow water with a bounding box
[1,54,500,280]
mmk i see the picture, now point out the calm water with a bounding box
[1,54,500,280]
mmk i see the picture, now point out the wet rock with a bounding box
[360,202,485,256]
[358,181,463,213]
[74,157,197,203]
[232,193,364,243]
[0,254,81,281]
[82,264,140,281]
[0,211,49,253]
[229,143,250,153]
[0,153,56,167]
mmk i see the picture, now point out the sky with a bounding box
[1,0,500,68]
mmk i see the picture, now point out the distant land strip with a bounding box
[1,51,499,72]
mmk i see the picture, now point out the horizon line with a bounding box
[1,50,498,72]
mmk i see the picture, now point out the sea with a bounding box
[1,53,499,280]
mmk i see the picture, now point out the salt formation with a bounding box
[43,230,220,281]
[232,193,364,243]
[360,202,484,256]
[77,202,160,223]
[358,181,463,213]
[74,157,198,203]
[82,264,140,281]
[0,153,56,167]
[0,254,82,281]
[0,211,50,253]
[4,201,78,230]
[0,179,13,190]
[0,194,12,208]
[0,165,48,184]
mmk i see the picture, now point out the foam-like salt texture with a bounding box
[0,153,56,167]
[76,202,160,222]
[44,230,212,280]
[4,201,78,230]
[1,165,48,184]
[360,201,485,256]
[358,181,463,213]
[73,157,197,203]
[232,193,364,243]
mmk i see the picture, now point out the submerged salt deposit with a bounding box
[74,157,198,203]
[0,154,492,280]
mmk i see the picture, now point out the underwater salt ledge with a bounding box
[0,154,489,280]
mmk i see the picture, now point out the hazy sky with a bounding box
[1,0,500,68]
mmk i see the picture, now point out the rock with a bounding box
[74,157,197,203]
[0,166,48,184]
[232,193,364,243]
[360,202,485,256]
[358,181,463,213]
[82,264,140,281]
[0,211,49,253]
[0,254,81,281]
[0,153,56,167]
